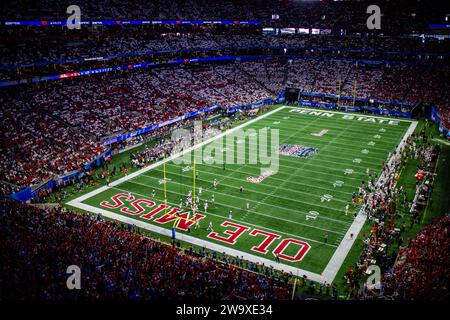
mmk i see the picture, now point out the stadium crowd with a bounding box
[2,29,448,69]
[379,214,450,300]
[3,57,450,196]
[0,104,105,192]
[0,200,292,300]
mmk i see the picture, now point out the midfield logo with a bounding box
[278,144,318,159]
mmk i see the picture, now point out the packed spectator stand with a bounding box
[380,214,449,300]
[1,0,450,302]
[0,200,292,300]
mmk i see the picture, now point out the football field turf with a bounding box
[67,105,417,283]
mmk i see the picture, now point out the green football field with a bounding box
[67,105,416,283]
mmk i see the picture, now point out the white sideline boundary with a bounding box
[67,105,417,284]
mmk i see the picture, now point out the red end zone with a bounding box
[100,193,311,263]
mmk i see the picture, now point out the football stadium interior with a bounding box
[0,0,450,304]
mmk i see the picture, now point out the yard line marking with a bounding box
[194,147,387,175]
[134,174,352,226]
[276,153,382,169]
[172,159,370,188]
[143,169,350,205]
[272,124,403,144]
[124,177,347,235]
[233,131,401,156]
[170,164,365,195]
[243,108,339,215]
[257,123,408,144]
[267,123,406,144]
[187,153,371,182]
[251,117,359,218]
[160,163,358,195]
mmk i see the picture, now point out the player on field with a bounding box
[207,221,213,232]
[198,186,202,195]
[152,189,156,198]
[352,192,357,206]
[345,204,350,215]
[246,202,250,211]
[204,200,208,213]
[228,210,233,220]
[213,179,218,189]
[239,185,244,193]
[127,191,132,200]
[211,194,215,206]
[195,216,200,229]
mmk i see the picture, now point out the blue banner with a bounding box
[7,187,33,202]
[299,92,416,107]
[278,91,286,103]
[430,105,450,137]
[226,98,274,113]
[428,24,450,29]
[4,20,262,27]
